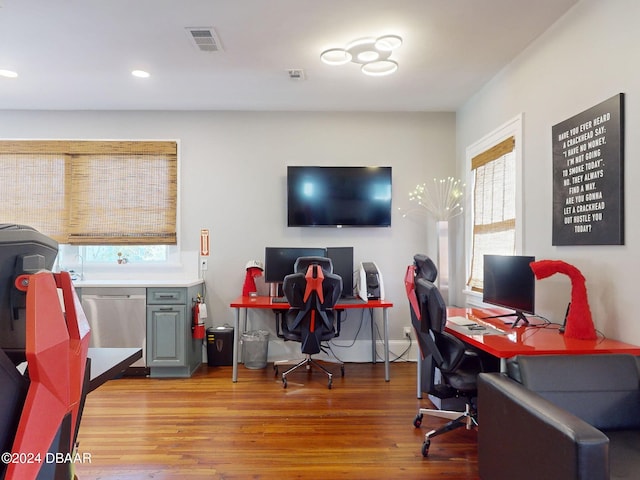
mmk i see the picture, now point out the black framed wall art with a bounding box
[551,93,625,246]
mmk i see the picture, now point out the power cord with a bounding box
[327,308,413,362]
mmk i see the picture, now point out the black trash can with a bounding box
[206,326,234,366]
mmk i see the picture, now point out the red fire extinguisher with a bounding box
[192,295,205,340]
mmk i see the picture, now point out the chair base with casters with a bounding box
[413,393,478,457]
[274,354,344,389]
[273,279,344,390]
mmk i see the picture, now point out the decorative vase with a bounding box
[436,220,449,305]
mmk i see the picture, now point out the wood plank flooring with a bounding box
[75,362,479,480]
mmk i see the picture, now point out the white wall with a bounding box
[0,110,456,359]
[455,0,640,344]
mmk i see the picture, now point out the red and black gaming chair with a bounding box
[276,256,343,389]
[406,254,483,457]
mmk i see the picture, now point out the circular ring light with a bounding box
[361,60,398,76]
[321,35,402,75]
[357,50,380,63]
[375,35,403,51]
[320,48,352,65]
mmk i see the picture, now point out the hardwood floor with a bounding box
[75,362,479,480]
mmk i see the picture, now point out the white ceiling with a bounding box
[0,0,577,112]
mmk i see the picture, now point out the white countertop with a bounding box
[72,278,204,288]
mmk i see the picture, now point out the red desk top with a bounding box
[446,307,640,359]
[230,295,393,309]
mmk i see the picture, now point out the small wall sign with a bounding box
[551,93,624,245]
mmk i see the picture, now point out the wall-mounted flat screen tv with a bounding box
[287,166,392,227]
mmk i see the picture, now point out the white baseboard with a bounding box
[266,338,419,364]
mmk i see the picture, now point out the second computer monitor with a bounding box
[264,247,328,284]
[264,246,354,298]
[326,247,354,298]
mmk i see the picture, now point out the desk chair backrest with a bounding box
[282,257,342,355]
[413,254,438,283]
[415,277,467,376]
[294,256,333,275]
[406,255,440,359]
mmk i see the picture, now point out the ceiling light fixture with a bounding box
[0,69,18,78]
[320,35,402,76]
[131,70,151,78]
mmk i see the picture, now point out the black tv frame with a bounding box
[287,166,392,228]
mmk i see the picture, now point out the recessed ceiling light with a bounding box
[0,69,18,78]
[131,70,151,78]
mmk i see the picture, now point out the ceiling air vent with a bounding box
[288,69,306,81]
[185,27,223,52]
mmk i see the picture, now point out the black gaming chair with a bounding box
[0,348,28,480]
[407,254,482,457]
[275,256,343,389]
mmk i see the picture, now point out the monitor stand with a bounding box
[482,310,530,328]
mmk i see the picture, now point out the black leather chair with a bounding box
[478,354,640,480]
[407,254,483,456]
[275,256,343,389]
[0,348,28,480]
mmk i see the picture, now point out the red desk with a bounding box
[446,307,640,371]
[230,296,393,382]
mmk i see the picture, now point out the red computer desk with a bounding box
[229,296,393,383]
[446,306,640,372]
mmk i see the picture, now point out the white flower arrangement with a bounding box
[403,177,464,221]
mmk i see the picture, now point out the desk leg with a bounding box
[416,350,422,398]
[383,307,390,382]
[500,358,507,373]
[232,307,240,382]
[371,308,376,364]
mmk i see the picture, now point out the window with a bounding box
[465,115,523,296]
[0,140,177,245]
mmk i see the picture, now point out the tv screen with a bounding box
[482,254,535,327]
[287,166,392,227]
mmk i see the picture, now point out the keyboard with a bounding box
[448,316,476,326]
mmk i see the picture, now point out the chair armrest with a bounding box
[477,372,609,480]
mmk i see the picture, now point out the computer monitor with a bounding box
[326,247,354,298]
[264,247,327,284]
[0,224,59,363]
[482,254,535,327]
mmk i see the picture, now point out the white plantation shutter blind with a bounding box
[467,136,516,291]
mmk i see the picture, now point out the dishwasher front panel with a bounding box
[80,288,147,368]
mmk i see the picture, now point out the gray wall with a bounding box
[455,0,640,345]
[0,110,456,359]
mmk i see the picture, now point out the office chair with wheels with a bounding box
[406,254,482,457]
[274,256,343,389]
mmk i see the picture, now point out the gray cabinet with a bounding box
[146,284,203,378]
